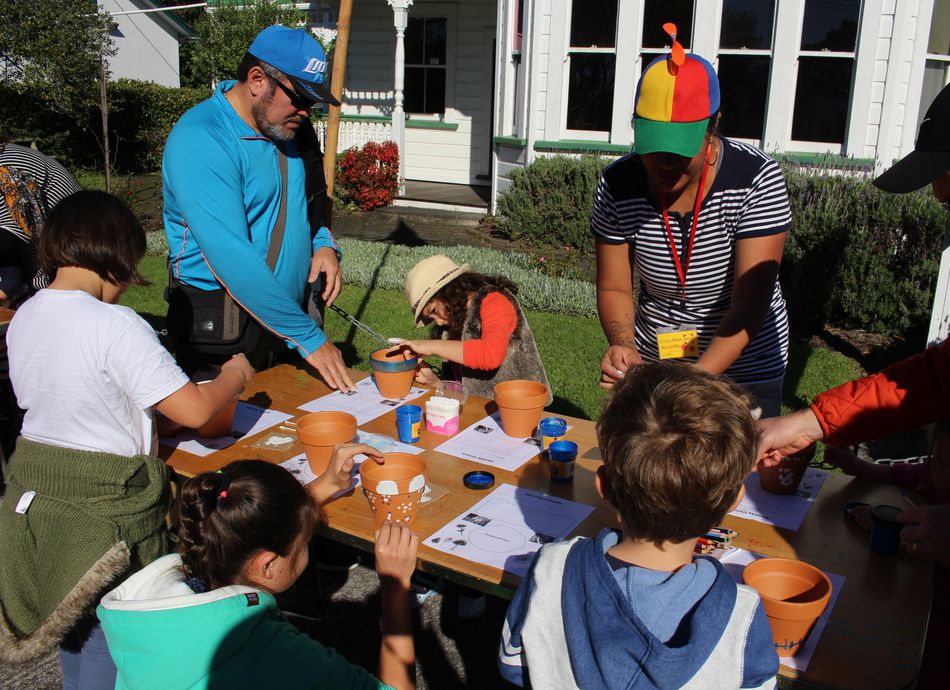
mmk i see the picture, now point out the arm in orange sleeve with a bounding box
[462,292,518,370]
[811,338,950,447]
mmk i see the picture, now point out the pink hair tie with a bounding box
[218,490,228,499]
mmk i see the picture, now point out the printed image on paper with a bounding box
[424,483,595,576]
[434,413,549,472]
[159,402,292,457]
[297,376,427,425]
[729,468,829,531]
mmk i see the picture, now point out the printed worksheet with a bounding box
[434,413,546,472]
[729,468,829,531]
[159,402,292,457]
[297,376,427,425]
[721,549,844,671]
[280,430,425,492]
[424,483,595,577]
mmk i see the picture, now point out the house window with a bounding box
[717,0,775,141]
[639,0,694,95]
[405,17,447,114]
[565,0,618,132]
[791,0,860,144]
[919,0,950,128]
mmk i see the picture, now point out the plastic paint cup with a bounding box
[548,440,578,482]
[870,505,903,557]
[396,405,423,444]
[539,417,567,452]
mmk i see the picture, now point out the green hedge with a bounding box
[0,80,207,174]
[495,155,948,338]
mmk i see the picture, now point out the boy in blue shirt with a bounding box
[499,362,779,689]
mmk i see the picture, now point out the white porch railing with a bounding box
[314,117,394,154]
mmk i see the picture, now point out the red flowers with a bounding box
[337,141,400,211]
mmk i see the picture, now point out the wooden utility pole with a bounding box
[324,0,352,200]
[99,53,111,193]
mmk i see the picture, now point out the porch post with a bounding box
[388,0,413,195]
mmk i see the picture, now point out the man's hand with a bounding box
[305,340,355,392]
[599,345,642,389]
[898,504,950,565]
[755,408,825,468]
[309,246,342,307]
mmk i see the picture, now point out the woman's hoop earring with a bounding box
[705,139,720,167]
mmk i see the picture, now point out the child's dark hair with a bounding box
[431,272,518,340]
[596,362,756,544]
[176,460,319,589]
[37,190,147,286]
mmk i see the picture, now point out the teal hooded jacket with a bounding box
[97,554,391,690]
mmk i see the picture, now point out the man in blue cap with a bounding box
[163,25,355,391]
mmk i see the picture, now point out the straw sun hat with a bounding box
[405,254,470,327]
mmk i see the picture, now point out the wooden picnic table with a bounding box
[161,363,932,690]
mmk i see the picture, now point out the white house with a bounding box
[314,0,950,210]
[101,0,196,87]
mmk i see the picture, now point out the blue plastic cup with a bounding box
[870,505,903,557]
[395,405,423,444]
[539,417,567,452]
[548,440,578,482]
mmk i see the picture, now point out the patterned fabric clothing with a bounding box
[591,137,791,385]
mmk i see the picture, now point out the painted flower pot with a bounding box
[360,452,428,528]
[759,445,816,495]
[742,557,832,657]
[493,380,549,438]
[297,411,358,476]
[370,349,418,399]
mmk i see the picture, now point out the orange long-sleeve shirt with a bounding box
[461,291,518,370]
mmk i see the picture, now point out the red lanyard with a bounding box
[660,143,713,302]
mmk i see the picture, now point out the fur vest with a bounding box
[0,437,171,663]
[458,287,552,404]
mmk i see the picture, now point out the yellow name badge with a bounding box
[656,327,700,360]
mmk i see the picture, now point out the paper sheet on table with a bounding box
[720,548,844,671]
[297,376,427,425]
[159,402,292,457]
[434,413,547,472]
[280,430,425,497]
[424,483,595,577]
[729,468,829,531]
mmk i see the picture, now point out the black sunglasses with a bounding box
[268,76,315,111]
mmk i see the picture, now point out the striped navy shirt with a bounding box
[591,137,791,384]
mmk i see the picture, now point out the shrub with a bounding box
[336,141,400,211]
[495,154,947,338]
[495,155,609,253]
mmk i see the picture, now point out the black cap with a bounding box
[874,83,950,193]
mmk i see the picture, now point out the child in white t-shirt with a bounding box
[0,190,254,689]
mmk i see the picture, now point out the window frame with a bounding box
[402,4,456,121]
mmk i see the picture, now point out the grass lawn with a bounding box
[124,256,861,421]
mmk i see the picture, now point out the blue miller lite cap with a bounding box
[248,25,340,106]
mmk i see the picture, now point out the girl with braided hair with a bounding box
[98,448,420,690]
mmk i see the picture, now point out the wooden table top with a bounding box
[161,364,932,690]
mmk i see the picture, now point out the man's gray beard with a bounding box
[251,93,295,141]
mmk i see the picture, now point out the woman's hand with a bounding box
[755,409,824,468]
[414,362,439,386]
[599,345,642,389]
[375,521,419,588]
[308,442,383,505]
[388,340,435,357]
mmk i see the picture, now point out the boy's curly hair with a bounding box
[596,362,757,543]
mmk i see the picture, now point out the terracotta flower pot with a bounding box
[370,349,418,399]
[759,444,816,495]
[196,397,238,438]
[297,411,358,476]
[493,380,549,438]
[360,452,428,527]
[742,557,832,657]
[195,381,238,438]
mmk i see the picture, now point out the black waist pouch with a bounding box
[167,283,261,357]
